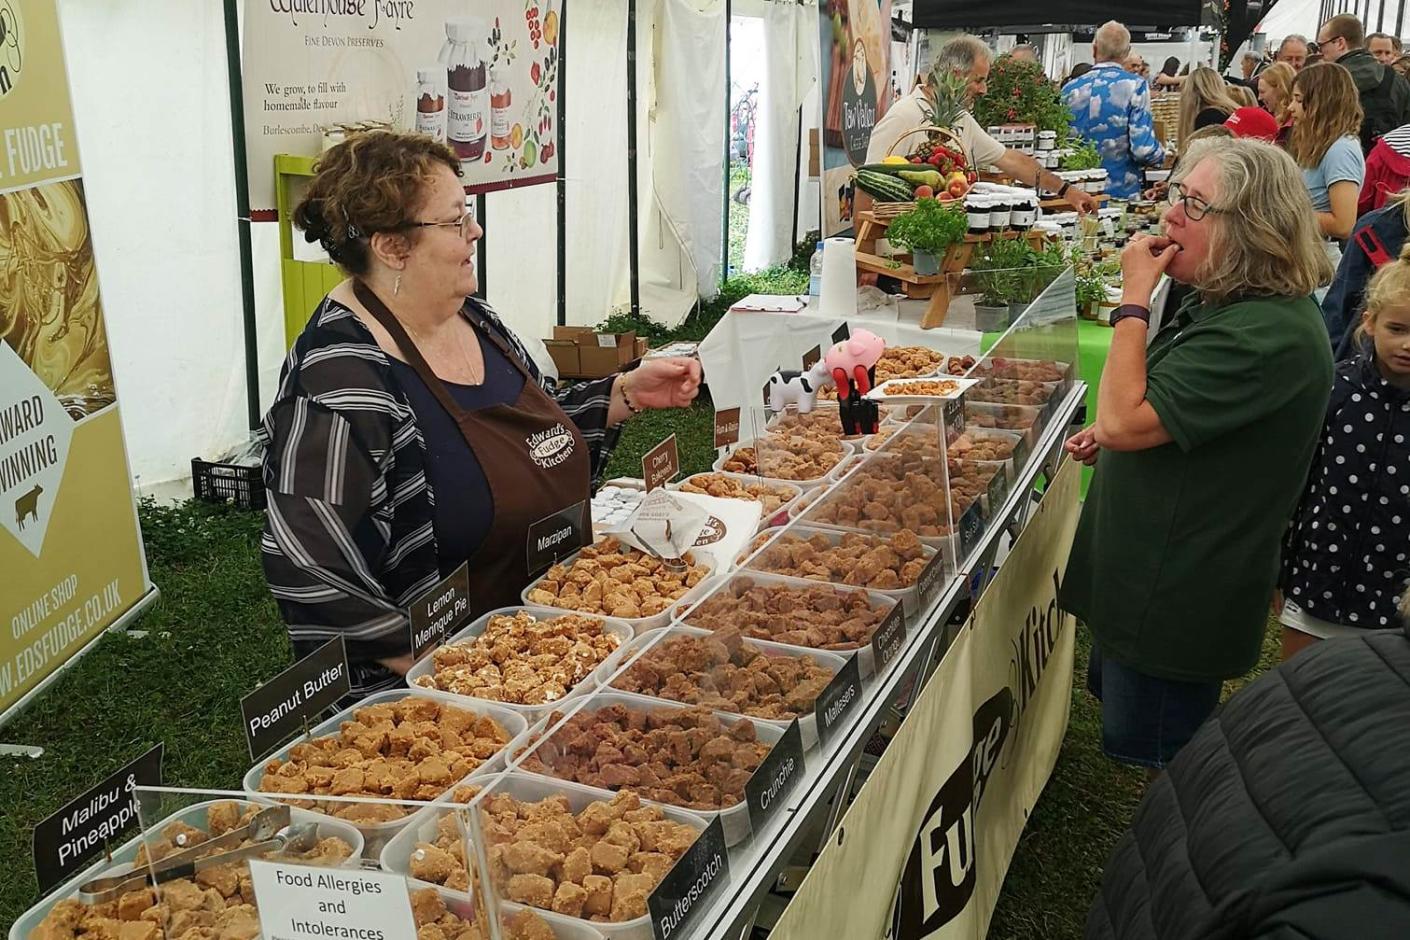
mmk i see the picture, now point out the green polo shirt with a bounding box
[1060,293,1333,682]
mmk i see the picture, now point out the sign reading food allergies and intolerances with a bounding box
[1,0,152,721]
[249,860,417,940]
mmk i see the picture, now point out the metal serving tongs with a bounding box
[77,805,318,903]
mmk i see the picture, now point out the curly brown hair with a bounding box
[293,131,461,276]
[1287,63,1363,168]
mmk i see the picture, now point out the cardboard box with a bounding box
[545,327,648,378]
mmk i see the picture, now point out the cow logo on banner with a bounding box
[0,1,23,98]
[0,342,72,556]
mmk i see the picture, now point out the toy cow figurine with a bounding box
[825,328,886,435]
[766,360,834,414]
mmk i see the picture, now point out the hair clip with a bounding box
[346,223,364,240]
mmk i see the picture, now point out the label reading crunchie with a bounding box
[744,719,806,832]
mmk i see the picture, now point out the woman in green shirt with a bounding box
[1061,138,1335,770]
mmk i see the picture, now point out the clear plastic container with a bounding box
[405,606,635,719]
[711,437,854,489]
[964,400,1046,450]
[520,544,718,634]
[671,471,805,532]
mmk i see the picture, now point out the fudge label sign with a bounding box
[648,815,730,940]
[526,500,590,577]
[409,562,471,661]
[249,860,416,940]
[240,637,350,761]
[814,654,862,749]
[744,719,806,832]
[643,434,680,492]
[32,743,163,894]
[916,551,948,606]
[871,604,906,672]
[802,345,822,370]
[713,408,741,448]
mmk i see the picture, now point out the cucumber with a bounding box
[855,170,915,202]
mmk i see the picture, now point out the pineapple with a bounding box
[921,70,970,131]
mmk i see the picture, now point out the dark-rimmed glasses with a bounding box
[1167,181,1224,221]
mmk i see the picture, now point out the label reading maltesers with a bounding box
[814,654,862,749]
[743,719,806,832]
[647,816,730,940]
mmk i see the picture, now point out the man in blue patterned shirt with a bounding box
[1062,21,1167,199]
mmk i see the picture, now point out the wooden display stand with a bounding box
[1040,193,1109,210]
[854,210,1048,329]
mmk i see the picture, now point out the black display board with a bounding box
[911,0,1203,29]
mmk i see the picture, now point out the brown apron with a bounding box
[354,281,593,612]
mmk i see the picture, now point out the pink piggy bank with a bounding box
[824,328,886,380]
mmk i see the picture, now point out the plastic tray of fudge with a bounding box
[11,799,363,940]
[407,606,636,719]
[711,432,855,489]
[863,376,980,404]
[672,569,900,679]
[408,882,607,940]
[521,537,717,634]
[242,688,528,852]
[670,471,806,532]
[866,424,1025,477]
[593,624,853,751]
[735,523,939,619]
[964,400,1046,450]
[381,772,708,940]
[969,356,1074,391]
[963,376,1061,409]
[511,690,788,846]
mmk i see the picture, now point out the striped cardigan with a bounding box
[258,295,620,698]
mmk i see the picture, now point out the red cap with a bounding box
[1224,106,1279,141]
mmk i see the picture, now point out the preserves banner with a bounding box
[769,458,1081,940]
[1,0,153,718]
[818,0,891,236]
[242,0,563,218]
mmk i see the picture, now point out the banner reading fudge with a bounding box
[769,458,1081,940]
[0,0,152,720]
[818,0,891,235]
[241,0,564,217]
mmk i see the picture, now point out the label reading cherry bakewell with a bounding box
[642,434,680,492]
[744,719,806,832]
[814,654,862,749]
[648,815,730,940]
[240,637,350,762]
[871,603,907,671]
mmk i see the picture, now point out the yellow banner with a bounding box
[0,0,151,717]
[771,458,1081,940]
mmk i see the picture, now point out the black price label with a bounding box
[32,743,164,895]
[870,603,906,672]
[744,719,806,833]
[409,562,472,661]
[958,501,985,559]
[647,815,731,940]
[526,500,590,577]
[831,322,851,344]
[802,345,822,370]
[943,395,966,437]
[986,465,1010,515]
[916,550,948,607]
[813,654,862,749]
[240,637,350,762]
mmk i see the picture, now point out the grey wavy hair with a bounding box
[1094,21,1131,62]
[1174,137,1333,303]
[931,35,992,82]
[1279,33,1309,52]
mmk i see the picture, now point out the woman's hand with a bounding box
[626,358,702,410]
[379,653,415,675]
[1065,426,1101,466]
[1120,233,1179,307]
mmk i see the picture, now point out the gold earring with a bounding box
[394,273,401,296]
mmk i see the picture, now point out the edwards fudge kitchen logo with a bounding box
[527,423,574,469]
[692,515,726,547]
[0,0,23,98]
[885,570,1068,939]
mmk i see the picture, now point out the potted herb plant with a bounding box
[969,236,1031,330]
[884,197,968,276]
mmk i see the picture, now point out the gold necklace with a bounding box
[393,307,485,385]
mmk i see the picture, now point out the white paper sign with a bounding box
[606,489,709,562]
[249,860,416,940]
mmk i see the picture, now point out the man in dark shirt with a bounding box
[1318,13,1410,152]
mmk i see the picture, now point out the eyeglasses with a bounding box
[1167,181,1224,221]
[400,212,476,240]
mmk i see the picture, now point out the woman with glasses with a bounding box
[259,132,701,698]
[1288,63,1365,243]
[1061,138,1334,771]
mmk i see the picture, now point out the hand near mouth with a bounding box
[1120,233,1180,306]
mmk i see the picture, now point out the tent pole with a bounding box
[1377,0,1384,33]
[221,0,261,433]
[475,194,487,299]
[1397,0,1406,46]
[791,104,802,249]
[722,0,732,286]
[556,0,568,327]
[627,0,641,318]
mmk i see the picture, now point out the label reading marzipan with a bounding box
[814,654,862,749]
[713,407,741,448]
[871,603,906,671]
[32,743,164,895]
[526,500,590,577]
[647,816,730,940]
[240,637,350,761]
[744,719,806,832]
[409,562,471,661]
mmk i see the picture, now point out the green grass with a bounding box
[727,161,751,278]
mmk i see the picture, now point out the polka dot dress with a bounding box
[1284,355,1410,628]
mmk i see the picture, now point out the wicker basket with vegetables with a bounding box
[854,72,976,218]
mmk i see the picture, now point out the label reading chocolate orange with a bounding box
[744,719,806,832]
[814,654,862,749]
[871,603,906,671]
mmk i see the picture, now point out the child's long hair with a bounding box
[1359,240,1410,342]
[1178,67,1243,142]
[1287,63,1363,168]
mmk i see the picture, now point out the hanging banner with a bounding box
[818,0,892,236]
[769,458,1081,940]
[241,0,564,219]
[1,0,153,719]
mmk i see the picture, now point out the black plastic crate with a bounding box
[191,458,266,510]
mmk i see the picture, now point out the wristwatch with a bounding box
[1057,182,1071,199]
[1110,304,1151,327]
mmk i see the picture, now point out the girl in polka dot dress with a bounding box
[1279,240,1410,659]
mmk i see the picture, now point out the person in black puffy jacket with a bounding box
[1321,195,1409,355]
[1281,240,1410,660]
[1086,617,1410,939]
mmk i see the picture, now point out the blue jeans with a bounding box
[1086,645,1222,769]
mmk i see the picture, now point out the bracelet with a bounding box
[620,372,643,415]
